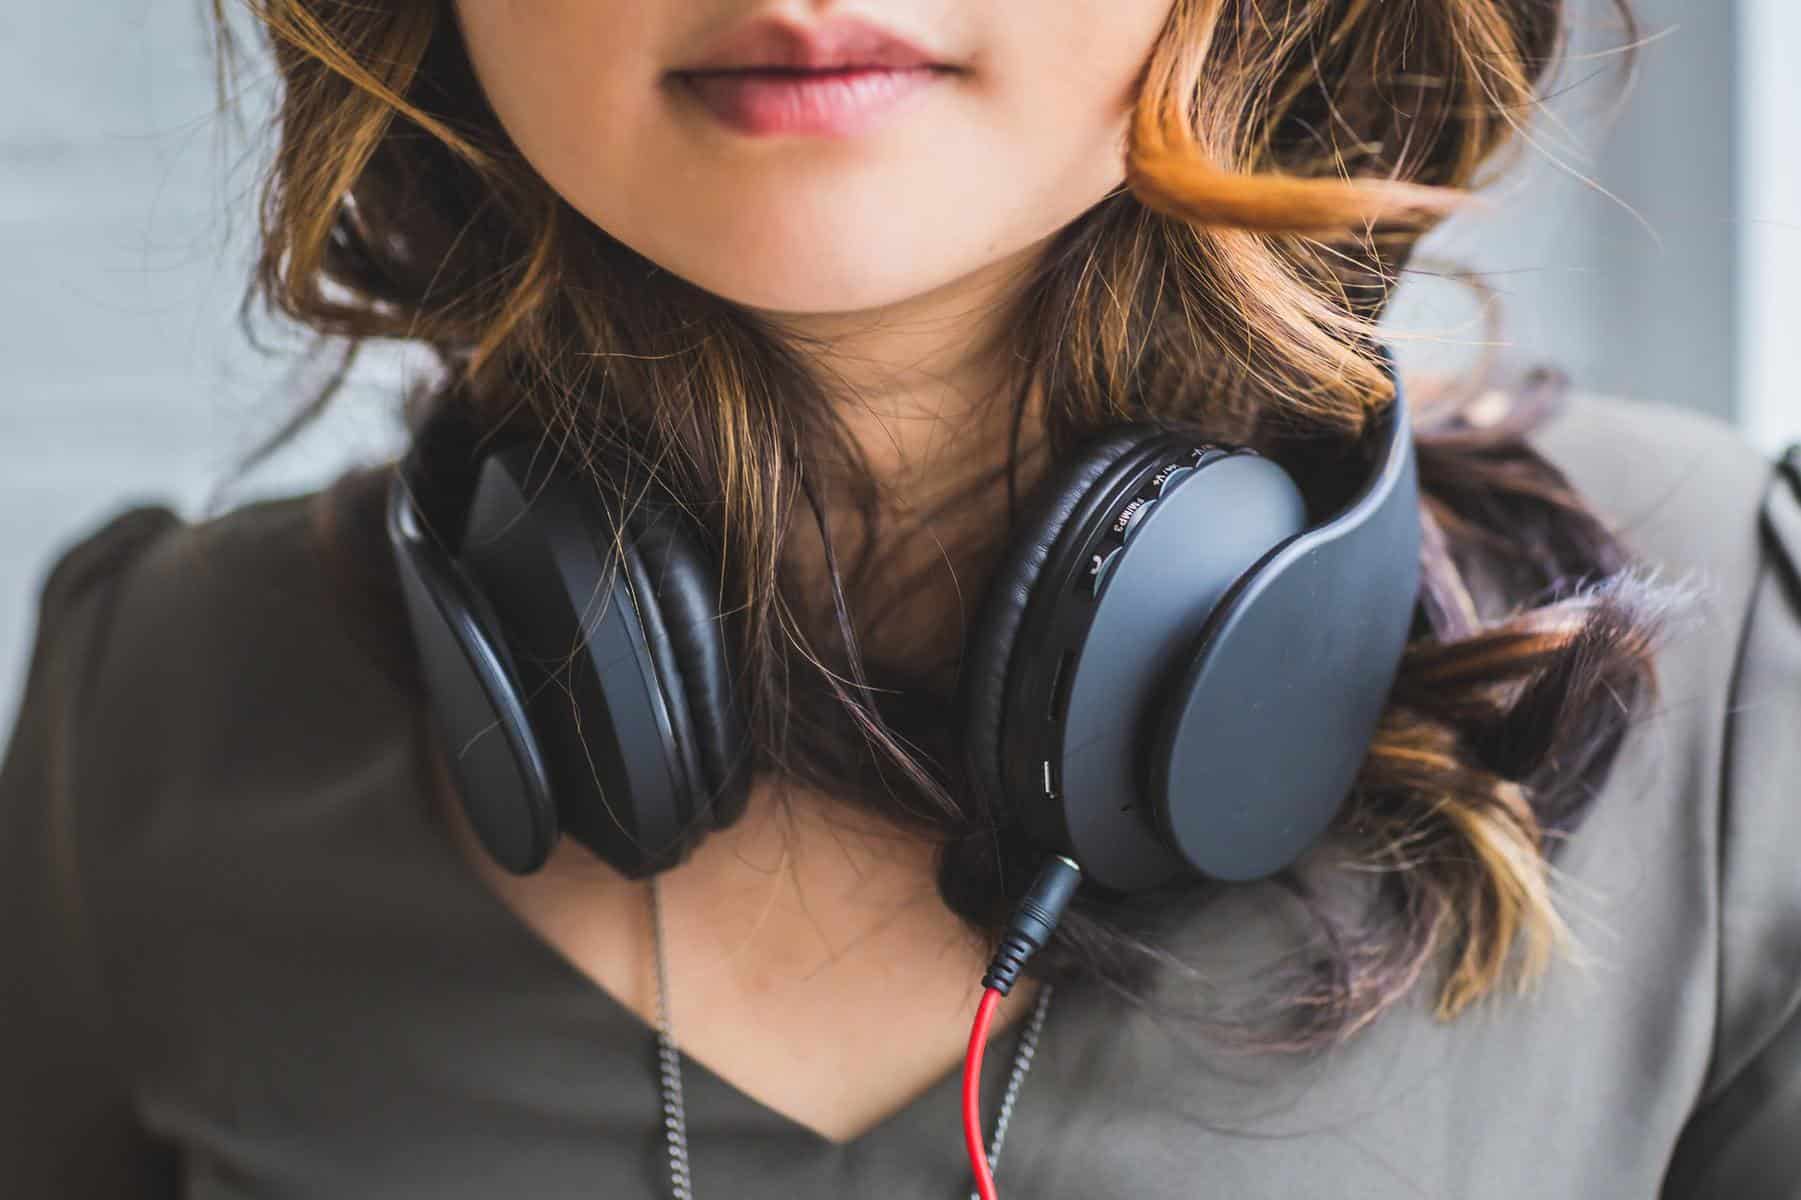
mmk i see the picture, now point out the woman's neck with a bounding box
[761,240,1051,671]
[762,237,1047,505]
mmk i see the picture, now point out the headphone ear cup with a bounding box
[959,427,1165,813]
[625,496,750,835]
[437,445,745,879]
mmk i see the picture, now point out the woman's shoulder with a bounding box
[1528,388,1779,584]
[1529,389,1801,1181]
[2,463,434,972]
[5,466,418,820]
[11,491,318,738]
[1522,388,1785,767]
[1524,386,1798,871]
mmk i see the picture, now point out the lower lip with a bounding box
[676,67,942,137]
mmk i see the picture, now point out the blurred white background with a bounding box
[2,1,1797,725]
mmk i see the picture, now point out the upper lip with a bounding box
[673,16,945,73]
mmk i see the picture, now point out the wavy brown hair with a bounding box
[212,0,1667,1050]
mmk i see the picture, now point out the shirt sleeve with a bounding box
[0,505,186,1196]
[1662,449,1801,1198]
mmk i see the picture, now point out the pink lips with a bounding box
[681,68,939,137]
[671,17,952,137]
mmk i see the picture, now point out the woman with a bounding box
[3,1,1797,1196]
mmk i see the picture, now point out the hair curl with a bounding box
[215,0,1668,1050]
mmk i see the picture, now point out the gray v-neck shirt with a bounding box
[4,392,1800,1198]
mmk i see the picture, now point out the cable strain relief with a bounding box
[981,932,1036,996]
[980,855,1083,996]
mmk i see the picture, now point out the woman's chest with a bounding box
[138,948,1709,1200]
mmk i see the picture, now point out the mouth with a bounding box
[669,16,959,138]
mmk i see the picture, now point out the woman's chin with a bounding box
[617,233,981,319]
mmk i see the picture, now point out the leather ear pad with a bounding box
[624,495,749,831]
[960,425,1167,811]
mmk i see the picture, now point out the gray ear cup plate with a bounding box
[1152,408,1422,880]
[1009,449,1310,891]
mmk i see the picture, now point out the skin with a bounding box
[450,0,1175,1144]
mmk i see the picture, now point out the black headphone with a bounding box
[386,355,1420,893]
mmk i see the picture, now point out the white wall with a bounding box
[1738,0,1801,452]
[0,3,413,733]
[1388,0,1744,427]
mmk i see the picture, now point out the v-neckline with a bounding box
[409,732,1039,1154]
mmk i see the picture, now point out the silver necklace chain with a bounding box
[647,874,1053,1200]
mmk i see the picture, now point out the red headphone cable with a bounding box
[962,856,1083,1200]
